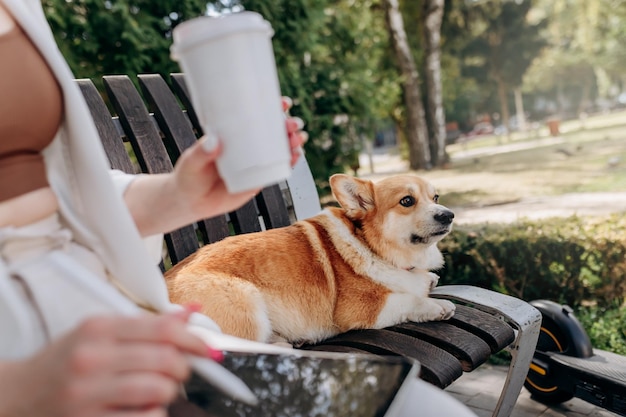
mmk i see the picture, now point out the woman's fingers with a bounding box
[111,315,208,359]
[106,410,167,417]
[185,139,222,176]
[285,116,304,133]
[19,314,211,417]
[282,97,308,159]
[281,96,293,112]
[289,130,307,148]
[77,315,208,360]
[111,344,189,380]
[103,373,179,409]
[287,122,307,166]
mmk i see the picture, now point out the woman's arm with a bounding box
[123,140,258,236]
[124,114,306,237]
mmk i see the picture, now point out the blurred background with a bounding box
[42,0,626,192]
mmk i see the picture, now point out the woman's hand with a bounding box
[124,96,308,236]
[282,96,308,166]
[0,310,210,417]
[172,96,308,220]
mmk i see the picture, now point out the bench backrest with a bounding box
[78,74,319,266]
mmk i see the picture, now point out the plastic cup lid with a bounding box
[171,11,273,59]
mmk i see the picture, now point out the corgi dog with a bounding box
[165,174,456,344]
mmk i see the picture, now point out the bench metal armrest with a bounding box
[432,285,541,417]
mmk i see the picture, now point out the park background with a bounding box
[42,0,626,354]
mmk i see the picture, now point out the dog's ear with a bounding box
[329,174,375,219]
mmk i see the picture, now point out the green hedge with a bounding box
[439,214,626,307]
[576,305,626,355]
[438,214,626,353]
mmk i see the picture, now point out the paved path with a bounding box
[446,365,620,417]
[452,192,626,224]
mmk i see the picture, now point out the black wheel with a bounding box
[524,315,574,404]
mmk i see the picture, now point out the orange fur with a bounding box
[165,174,456,344]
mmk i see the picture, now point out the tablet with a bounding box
[185,350,420,417]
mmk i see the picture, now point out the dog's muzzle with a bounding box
[434,209,455,226]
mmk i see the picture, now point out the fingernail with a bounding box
[207,346,224,362]
[282,96,293,111]
[291,117,305,130]
[200,130,219,153]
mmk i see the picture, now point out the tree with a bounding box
[422,0,447,167]
[383,0,431,170]
[462,0,546,135]
[524,0,626,116]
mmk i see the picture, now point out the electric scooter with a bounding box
[524,299,626,415]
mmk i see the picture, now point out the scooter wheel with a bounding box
[524,315,574,404]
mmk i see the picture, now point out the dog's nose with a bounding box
[434,209,455,225]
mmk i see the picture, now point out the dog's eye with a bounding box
[433,194,439,203]
[399,196,415,207]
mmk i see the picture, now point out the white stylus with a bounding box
[49,255,258,406]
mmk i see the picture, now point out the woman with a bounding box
[0,0,305,415]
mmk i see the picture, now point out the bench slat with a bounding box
[77,79,135,174]
[304,329,464,388]
[137,74,232,244]
[389,320,492,372]
[102,75,199,264]
[138,74,196,159]
[167,73,274,237]
[103,75,172,174]
[447,304,515,353]
[255,186,292,229]
[171,73,203,137]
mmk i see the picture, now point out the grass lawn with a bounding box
[419,110,626,208]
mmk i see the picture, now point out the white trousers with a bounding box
[0,213,121,358]
[396,378,477,417]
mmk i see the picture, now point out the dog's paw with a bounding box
[433,299,455,320]
[408,298,456,322]
[427,272,440,291]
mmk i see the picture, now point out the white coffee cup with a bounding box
[171,12,291,194]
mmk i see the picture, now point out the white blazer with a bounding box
[0,0,189,357]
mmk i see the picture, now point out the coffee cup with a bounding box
[171,12,291,193]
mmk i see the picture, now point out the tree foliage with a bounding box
[238,0,399,191]
[45,0,399,192]
[459,0,546,131]
[524,0,626,116]
[43,0,625,187]
[43,0,207,80]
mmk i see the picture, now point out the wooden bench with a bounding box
[77,74,541,417]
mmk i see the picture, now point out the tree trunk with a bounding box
[383,0,431,170]
[422,0,447,167]
[577,78,591,116]
[513,87,527,132]
[495,75,511,141]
